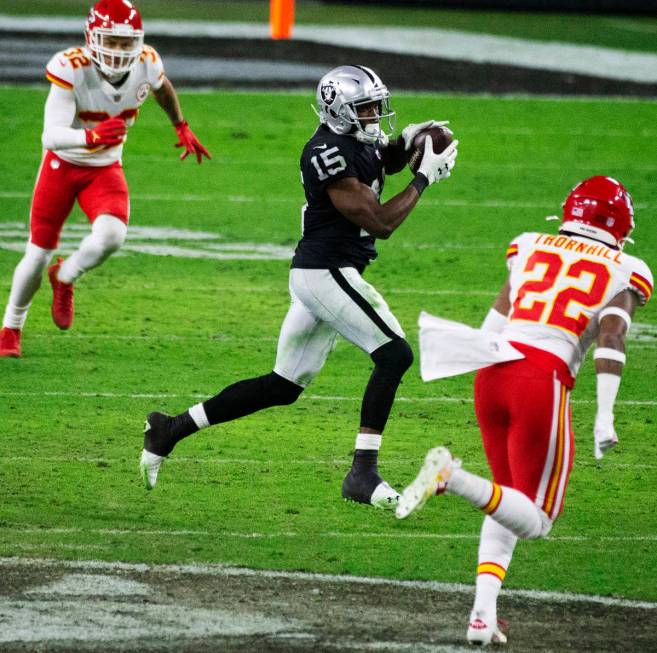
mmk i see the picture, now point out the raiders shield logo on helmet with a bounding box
[321,83,337,105]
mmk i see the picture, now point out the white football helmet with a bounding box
[314,65,395,145]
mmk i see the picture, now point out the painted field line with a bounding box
[1,390,655,406]
[2,455,655,472]
[29,333,278,342]
[1,191,653,210]
[20,287,499,297]
[1,557,655,610]
[23,333,657,349]
[3,526,657,546]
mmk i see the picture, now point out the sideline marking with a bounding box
[3,16,657,83]
[1,557,655,610]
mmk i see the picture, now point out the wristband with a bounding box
[593,348,626,364]
[481,308,508,333]
[410,173,429,196]
[596,372,621,417]
[599,307,631,332]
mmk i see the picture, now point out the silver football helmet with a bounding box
[314,65,395,145]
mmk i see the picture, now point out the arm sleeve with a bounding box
[41,84,87,150]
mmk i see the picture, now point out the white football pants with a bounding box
[274,267,405,387]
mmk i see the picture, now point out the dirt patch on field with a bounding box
[0,558,655,652]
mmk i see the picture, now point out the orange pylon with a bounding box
[270,0,295,40]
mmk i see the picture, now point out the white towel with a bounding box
[418,311,525,381]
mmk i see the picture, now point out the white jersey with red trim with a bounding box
[501,231,653,377]
[45,44,165,166]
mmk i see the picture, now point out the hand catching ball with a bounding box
[408,126,453,174]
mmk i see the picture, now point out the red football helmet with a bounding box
[85,0,144,79]
[561,176,634,249]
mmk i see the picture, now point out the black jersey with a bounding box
[291,125,386,271]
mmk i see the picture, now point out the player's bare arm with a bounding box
[480,279,511,332]
[152,77,184,124]
[593,288,638,458]
[595,289,637,376]
[153,77,211,163]
[327,176,421,239]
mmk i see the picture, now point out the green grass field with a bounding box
[1,87,656,603]
[2,0,657,54]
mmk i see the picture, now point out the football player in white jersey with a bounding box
[395,176,653,646]
[0,0,210,358]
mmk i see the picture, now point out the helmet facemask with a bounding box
[348,95,395,146]
[87,26,144,81]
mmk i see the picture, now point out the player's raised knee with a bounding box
[371,338,414,375]
[95,215,127,252]
[266,372,304,406]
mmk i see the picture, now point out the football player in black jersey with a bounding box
[141,65,459,510]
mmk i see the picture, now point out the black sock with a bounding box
[351,449,379,476]
[169,411,199,447]
[203,372,302,424]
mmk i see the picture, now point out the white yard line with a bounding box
[2,526,657,545]
[1,556,655,610]
[2,455,655,473]
[0,390,655,406]
[0,192,654,210]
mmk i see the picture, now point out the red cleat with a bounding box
[48,256,74,330]
[0,327,21,357]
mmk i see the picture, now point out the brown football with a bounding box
[408,126,453,174]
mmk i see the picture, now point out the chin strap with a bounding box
[355,125,389,146]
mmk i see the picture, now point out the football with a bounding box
[408,126,453,174]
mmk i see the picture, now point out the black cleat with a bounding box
[342,470,400,510]
[139,412,176,490]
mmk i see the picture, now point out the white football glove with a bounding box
[417,136,458,185]
[594,413,619,460]
[401,120,450,151]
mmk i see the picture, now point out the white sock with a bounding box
[448,468,549,539]
[471,516,518,622]
[2,242,54,329]
[58,215,127,284]
[189,402,210,430]
[355,432,381,450]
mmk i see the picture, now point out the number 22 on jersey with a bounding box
[510,250,611,336]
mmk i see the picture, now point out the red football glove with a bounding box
[174,120,211,163]
[85,117,127,148]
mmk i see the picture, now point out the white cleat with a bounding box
[370,480,400,510]
[395,446,454,519]
[140,449,165,490]
[467,615,508,646]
